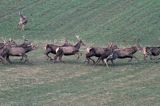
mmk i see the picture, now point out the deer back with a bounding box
[60,46,76,54]
[9,47,25,56]
[114,46,137,57]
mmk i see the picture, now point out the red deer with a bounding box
[5,43,37,63]
[18,11,28,31]
[44,38,74,61]
[85,43,118,64]
[0,38,37,63]
[141,46,160,61]
[53,36,85,62]
[104,44,141,66]
[0,39,18,63]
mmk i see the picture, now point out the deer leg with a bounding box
[89,57,95,64]
[53,55,59,63]
[59,55,64,63]
[133,56,139,62]
[144,54,147,61]
[149,55,153,60]
[76,53,80,60]
[0,56,6,64]
[85,56,95,64]
[128,56,133,62]
[96,57,101,64]
[21,24,25,31]
[6,55,11,63]
[102,59,105,64]
[76,52,83,60]
[24,54,29,63]
[45,51,53,61]
[17,24,20,30]
[20,56,24,62]
[110,59,115,65]
[84,57,90,64]
[18,24,22,30]
[153,56,159,63]
[103,58,109,67]
[84,55,89,63]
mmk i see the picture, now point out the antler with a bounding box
[107,42,113,48]
[9,38,12,42]
[64,37,68,43]
[75,35,80,41]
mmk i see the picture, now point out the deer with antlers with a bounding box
[53,36,85,63]
[44,38,74,61]
[104,44,141,66]
[85,42,118,64]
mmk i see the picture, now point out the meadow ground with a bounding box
[0,0,160,106]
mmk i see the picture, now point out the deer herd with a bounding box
[0,36,160,67]
[0,12,159,67]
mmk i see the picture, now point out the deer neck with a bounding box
[130,46,138,53]
[74,41,81,50]
[24,46,33,53]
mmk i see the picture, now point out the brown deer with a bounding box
[53,36,85,62]
[44,38,74,61]
[0,39,18,63]
[5,43,37,63]
[104,44,141,66]
[18,11,28,31]
[141,46,160,61]
[85,42,118,64]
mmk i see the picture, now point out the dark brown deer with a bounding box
[53,36,85,62]
[85,43,118,64]
[18,11,28,31]
[104,44,141,66]
[141,46,160,61]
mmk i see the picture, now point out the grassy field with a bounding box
[0,0,160,106]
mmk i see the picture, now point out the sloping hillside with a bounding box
[0,0,160,45]
[0,0,160,106]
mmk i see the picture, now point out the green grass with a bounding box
[0,0,160,106]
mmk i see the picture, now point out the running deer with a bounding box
[104,44,141,66]
[85,42,118,64]
[5,42,37,63]
[44,38,74,61]
[141,46,160,61]
[53,36,85,62]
